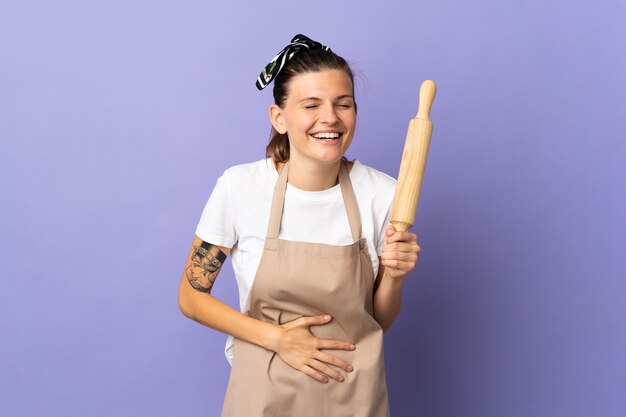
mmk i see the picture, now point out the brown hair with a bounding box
[265,49,358,163]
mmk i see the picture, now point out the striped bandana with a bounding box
[255,34,331,90]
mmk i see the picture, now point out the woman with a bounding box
[178,34,421,417]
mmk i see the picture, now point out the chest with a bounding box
[236,185,354,247]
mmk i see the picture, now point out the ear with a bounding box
[269,104,287,134]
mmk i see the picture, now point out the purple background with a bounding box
[2,1,625,416]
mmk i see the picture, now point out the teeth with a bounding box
[312,132,341,139]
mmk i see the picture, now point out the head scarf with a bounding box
[256,34,331,90]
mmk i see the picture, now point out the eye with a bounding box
[336,103,352,109]
[304,104,318,109]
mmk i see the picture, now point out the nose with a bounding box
[320,104,339,125]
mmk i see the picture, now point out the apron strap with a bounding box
[266,160,362,242]
[338,161,362,242]
[266,161,290,239]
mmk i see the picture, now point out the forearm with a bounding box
[178,236,281,351]
[179,279,280,351]
[375,225,420,331]
[373,272,406,332]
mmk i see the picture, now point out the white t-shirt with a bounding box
[195,158,397,363]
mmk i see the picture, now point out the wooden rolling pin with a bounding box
[390,80,437,232]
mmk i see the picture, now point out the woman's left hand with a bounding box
[380,225,421,280]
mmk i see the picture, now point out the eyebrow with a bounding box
[297,94,354,103]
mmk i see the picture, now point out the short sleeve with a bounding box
[195,174,237,248]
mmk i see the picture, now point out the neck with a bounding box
[276,158,341,191]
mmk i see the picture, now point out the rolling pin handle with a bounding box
[416,80,437,120]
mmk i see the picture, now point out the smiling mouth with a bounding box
[310,132,343,140]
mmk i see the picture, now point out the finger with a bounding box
[301,365,329,383]
[317,338,356,351]
[381,250,419,263]
[381,259,417,271]
[381,258,417,268]
[385,231,418,244]
[308,359,345,382]
[296,314,332,328]
[382,241,421,254]
[384,225,396,246]
[316,351,354,373]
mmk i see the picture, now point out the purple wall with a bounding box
[2,1,625,416]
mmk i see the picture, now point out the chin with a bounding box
[314,156,346,166]
[292,146,349,166]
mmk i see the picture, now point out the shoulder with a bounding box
[222,158,273,178]
[350,160,397,194]
[349,160,397,217]
[219,158,276,187]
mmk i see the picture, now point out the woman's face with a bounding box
[270,69,356,167]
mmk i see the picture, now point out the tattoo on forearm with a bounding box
[185,241,227,294]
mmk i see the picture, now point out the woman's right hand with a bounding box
[271,314,355,383]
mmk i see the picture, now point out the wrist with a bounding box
[381,270,406,289]
[261,321,284,352]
